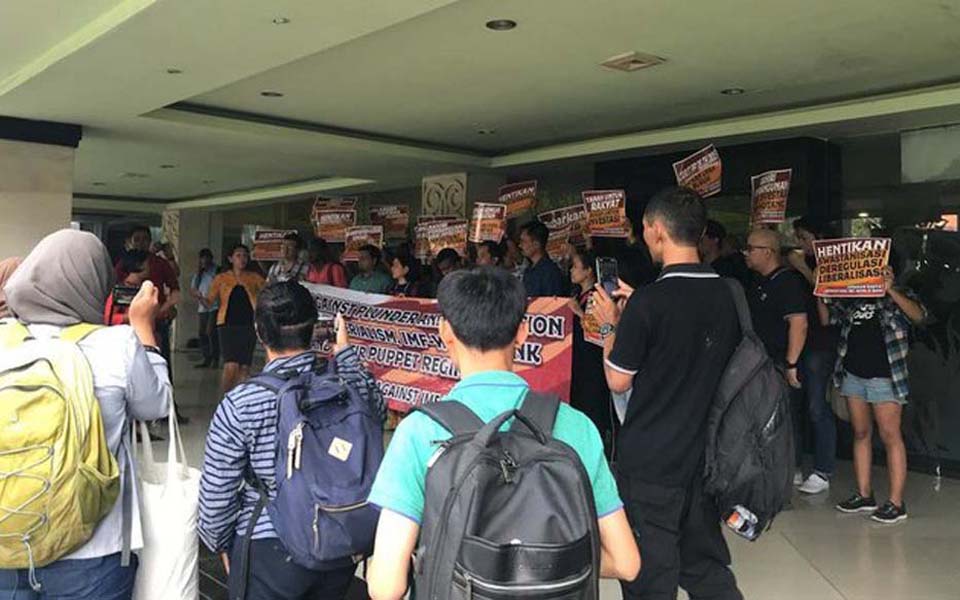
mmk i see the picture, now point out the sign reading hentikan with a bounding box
[252,229,296,261]
[814,238,892,298]
[498,181,538,219]
[673,145,722,198]
[582,190,629,238]
[312,209,356,243]
[751,169,792,224]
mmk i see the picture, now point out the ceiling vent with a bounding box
[601,51,665,72]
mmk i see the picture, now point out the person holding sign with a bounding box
[817,266,926,524]
[519,220,567,297]
[266,232,309,284]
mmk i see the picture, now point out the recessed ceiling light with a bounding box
[721,87,746,96]
[166,68,183,75]
[476,128,496,135]
[858,212,870,218]
[91,182,106,186]
[159,164,176,169]
[272,17,290,25]
[260,91,284,98]
[485,19,517,31]
[601,51,666,72]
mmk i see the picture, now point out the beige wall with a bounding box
[0,139,74,258]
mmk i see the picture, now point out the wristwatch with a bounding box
[599,323,615,339]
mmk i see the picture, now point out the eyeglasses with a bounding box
[742,245,773,253]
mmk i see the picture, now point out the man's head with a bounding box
[119,249,150,286]
[699,219,726,261]
[518,221,549,261]
[641,187,707,264]
[282,232,302,262]
[128,225,152,252]
[793,216,828,256]
[358,245,381,274]
[198,248,214,270]
[743,228,783,275]
[476,240,503,267]
[435,248,461,277]
[229,244,250,271]
[255,281,318,355]
[437,267,528,370]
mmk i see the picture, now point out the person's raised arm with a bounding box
[593,282,639,394]
[884,267,926,324]
[368,510,419,600]
[598,509,641,581]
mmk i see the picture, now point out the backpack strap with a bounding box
[59,323,104,344]
[417,401,485,436]
[513,391,560,439]
[244,371,289,394]
[723,278,755,336]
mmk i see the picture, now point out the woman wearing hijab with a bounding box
[0,256,22,319]
[0,230,171,599]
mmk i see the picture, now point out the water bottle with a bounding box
[724,505,759,541]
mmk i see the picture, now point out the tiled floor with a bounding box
[167,351,960,600]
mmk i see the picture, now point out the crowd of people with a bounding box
[0,185,928,600]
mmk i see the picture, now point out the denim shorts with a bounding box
[840,372,906,405]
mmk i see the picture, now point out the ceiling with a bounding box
[2,0,960,207]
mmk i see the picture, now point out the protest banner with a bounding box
[251,229,296,261]
[582,190,629,238]
[305,284,573,412]
[369,205,410,239]
[813,238,892,298]
[498,180,538,219]
[312,209,356,243]
[540,204,587,246]
[750,168,792,224]
[673,144,722,198]
[342,226,385,262]
[469,202,508,243]
[426,219,468,257]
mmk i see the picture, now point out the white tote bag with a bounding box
[133,404,201,600]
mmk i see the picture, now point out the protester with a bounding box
[818,266,926,523]
[502,236,526,279]
[0,229,170,599]
[388,252,421,297]
[349,245,392,294]
[0,256,23,318]
[191,248,220,369]
[519,220,566,297]
[206,244,266,394]
[198,281,383,600]
[267,232,309,284]
[105,250,152,326]
[434,247,461,279]
[787,216,840,494]
[593,187,743,600]
[700,219,751,286]
[304,238,348,288]
[154,241,181,278]
[367,267,640,600]
[475,239,504,267]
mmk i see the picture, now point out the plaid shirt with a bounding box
[827,289,925,399]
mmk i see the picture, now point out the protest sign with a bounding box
[251,229,296,261]
[414,223,431,263]
[312,209,356,243]
[751,169,792,224]
[417,214,459,224]
[498,181,538,219]
[342,226,384,262]
[813,238,891,298]
[312,197,356,223]
[540,204,587,245]
[673,145,722,198]
[545,227,572,262]
[426,219,468,257]
[582,190,629,238]
[305,284,573,412]
[582,296,603,347]
[369,205,410,239]
[469,202,508,243]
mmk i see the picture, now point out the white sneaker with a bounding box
[798,473,830,495]
[793,470,805,486]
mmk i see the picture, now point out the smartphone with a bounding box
[112,285,140,307]
[596,257,619,296]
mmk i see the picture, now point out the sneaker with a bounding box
[793,470,805,486]
[836,493,878,513]
[871,501,908,524]
[798,473,830,495]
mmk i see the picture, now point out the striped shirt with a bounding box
[198,347,384,552]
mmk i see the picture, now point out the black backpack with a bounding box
[413,392,600,600]
[703,279,795,537]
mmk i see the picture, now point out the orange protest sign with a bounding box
[814,238,891,298]
[425,219,468,257]
[751,169,792,225]
[673,145,722,198]
[369,205,410,239]
[498,181,538,219]
[469,203,507,243]
[540,205,587,246]
[342,226,385,262]
[251,229,296,261]
[312,209,356,243]
[582,190,629,238]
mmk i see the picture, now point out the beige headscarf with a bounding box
[0,257,22,318]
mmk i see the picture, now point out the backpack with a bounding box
[235,357,383,594]
[0,320,120,572]
[413,392,600,600]
[703,280,794,537]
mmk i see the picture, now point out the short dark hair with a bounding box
[199,248,214,260]
[793,215,830,239]
[643,187,706,246]
[703,219,726,242]
[283,231,302,248]
[359,244,381,263]
[436,247,461,266]
[119,249,149,274]
[479,240,503,264]
[437,267,527,351]
[571,247,597,274]
[519,220,549,250]
[392,252,420,281]
[230,243,249,256]
[255,281,318,351]
[129,224,151,238]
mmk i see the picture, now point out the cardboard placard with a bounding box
[582,295,603,347]
[673,144,722,198]
[582,190,629,238]
[539,204,587,246]
[342,226,385,262]
[469,202,508,243]
[814,238,892,298]
[426,219,468,258]
[312,209,357,243]
[751,169,792,224]
[369,205,410,239]
[251,229,296,261]
[498,181,538,219]
[545,227,572,262]
[414,223,431,263]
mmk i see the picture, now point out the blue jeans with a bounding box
[797,348,838,477]
[0,553,137,599]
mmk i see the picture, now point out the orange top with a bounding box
[206,270,267,326]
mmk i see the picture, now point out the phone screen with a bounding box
[112,285,140,307]
[596,258,619,295]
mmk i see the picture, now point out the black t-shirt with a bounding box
[712,253,752,288]
[225,284,254,326]
[607,264,741,486]
[746,267,807,363]
[843,301,891,378]
[802,254,839,353]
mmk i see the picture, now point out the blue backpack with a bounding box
[236,357,383,594]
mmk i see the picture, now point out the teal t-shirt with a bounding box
[349,270,393,294]
[368,371,623,524]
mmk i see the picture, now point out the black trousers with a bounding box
[618,472,743,600]
[198,311,219,364]
[228,538,355,600]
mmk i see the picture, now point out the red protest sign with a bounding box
[469,203,507,243]
[673,145,722,198]
[369,205,410,239]
[751,169,792,225]
[582,190,629,238]
[342,226,385,262]
[814,238,892,298]
[251,229,296,261]
[498,181,538,219]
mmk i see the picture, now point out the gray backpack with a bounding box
[413,392,600,600]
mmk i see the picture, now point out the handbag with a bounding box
[829,384,850,422]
